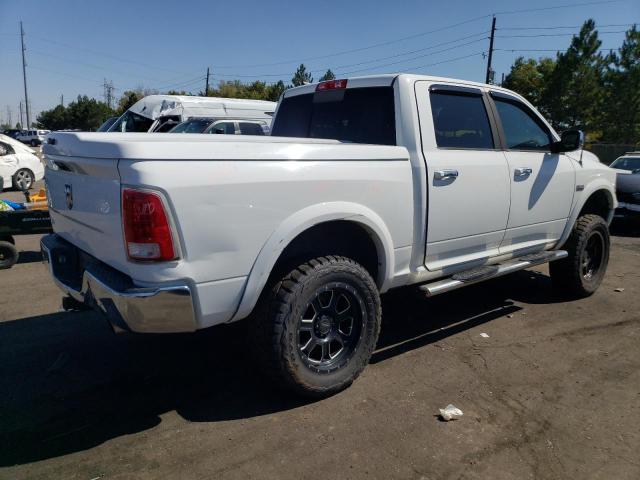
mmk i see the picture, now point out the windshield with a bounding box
[170,118,213,133]
[610,157,640,172]
[108,111,154,132]
[271,87,396,145]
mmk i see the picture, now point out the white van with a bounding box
[108,95,276,133]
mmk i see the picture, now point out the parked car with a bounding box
[107,95,276,133]
[0,134,44,190]
[41,74,616,397]
[610,152,640,219]
[16,129,50,146]
[2,129,25,140]
[97,116,119,132]
[169,118,269,135]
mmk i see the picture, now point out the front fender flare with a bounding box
[556,179,615,249]
[231,201,395,321]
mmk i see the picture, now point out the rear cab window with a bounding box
[429,89,494,149]
[271,86,396,145]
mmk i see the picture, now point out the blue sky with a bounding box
[0,0,638,125]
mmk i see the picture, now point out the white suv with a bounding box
[16,129,50,147]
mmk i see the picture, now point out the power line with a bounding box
[210,35,489,79]
[498,23,637,30]
[337,38,489,76]
[27,34,197,76]
[495,47,617,52]
[412,51,487,71]
[330,31,489,71]
[207,0,622,70]
[497,29,629,38]
[492,0,622,15]
[209,15,493,70]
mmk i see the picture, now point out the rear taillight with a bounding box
[316,79,348,91]
[122,188,176,261]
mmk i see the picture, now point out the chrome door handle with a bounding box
[514,167,533,176]
[434,169,459,180]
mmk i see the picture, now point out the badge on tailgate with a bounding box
[64,184,73,210]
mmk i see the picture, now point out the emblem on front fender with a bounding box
[64,184,73,210]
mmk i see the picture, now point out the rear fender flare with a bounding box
[231,201,395,321]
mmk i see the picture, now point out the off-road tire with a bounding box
[252,256,381,398]
[0,241,18,269]
[550,214,610,298]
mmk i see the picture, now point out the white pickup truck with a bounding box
[41,74,616,396]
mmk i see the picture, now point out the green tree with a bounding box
[117,90,144,115]
[601,25,640,143]
[543,19,605,131]
[65,95,114,131]
[292,64,313,86]
[502,57,555,113]
[36,104,68,130]
[319,69,336,81]
[266,81,286,101]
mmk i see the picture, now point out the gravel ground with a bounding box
[1,183,639,479]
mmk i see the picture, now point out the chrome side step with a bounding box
[419,250,568,297]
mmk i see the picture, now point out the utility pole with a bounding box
[485,16,496,85]
[19,102,23,127]
[6,106,12,127]
[205,67,210,96]
[20,21,31,128]
[60,94,64,106]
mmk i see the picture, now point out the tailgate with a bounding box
[45,153,128,273]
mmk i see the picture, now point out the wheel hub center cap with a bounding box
[316,315,333,336]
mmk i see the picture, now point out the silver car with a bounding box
[610,153,640,220]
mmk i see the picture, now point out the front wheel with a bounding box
[550,214,610,298]
[252,256,381,397]
[12,169,34,191]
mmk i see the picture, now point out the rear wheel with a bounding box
[30,139,38,147]
[550,214,610,298]
[252,256,381,397]
[0,241,18,269]
[12,169,34,191]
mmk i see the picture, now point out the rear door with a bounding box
[489,92,575,254]
[416,83,511,271]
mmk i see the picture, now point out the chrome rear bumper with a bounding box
[41,234,197,333]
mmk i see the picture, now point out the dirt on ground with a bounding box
[1,183,639,479]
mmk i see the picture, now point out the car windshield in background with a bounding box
[170,119,213,133]
[611,157,640,172]
[271,87,396,145]
[108,111,154,132]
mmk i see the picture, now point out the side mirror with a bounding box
[552,129,584,153]
[213,128,225,134]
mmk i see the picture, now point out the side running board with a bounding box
[419,250,568,297]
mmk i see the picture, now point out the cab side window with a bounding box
[493,99,552,151]
[239,122,265,136]
[207,122,236,135]
[430,92,494,149]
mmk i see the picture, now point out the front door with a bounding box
[416,83,511,271]
[489,93,575,255]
